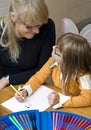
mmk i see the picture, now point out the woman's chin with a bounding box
[24,34,36,39]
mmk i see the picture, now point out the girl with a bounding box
[15,33,91,108]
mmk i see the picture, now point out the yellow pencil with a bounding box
[10,84,25,100]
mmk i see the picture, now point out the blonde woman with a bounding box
[0,0,55,89]
[15,33,91,108]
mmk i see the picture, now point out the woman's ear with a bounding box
[10,12,17,23]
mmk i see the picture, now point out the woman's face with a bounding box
[15,21,42,39]
[10,13,42,39]
[52,45,62,64]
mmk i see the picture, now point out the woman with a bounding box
[0,0,55,89]
[15,33,91,108]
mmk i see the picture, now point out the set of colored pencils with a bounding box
[0,111,38,130]
[52,111,91,130]
[0,110,91,130]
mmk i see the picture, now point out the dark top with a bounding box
[0,18,55,85]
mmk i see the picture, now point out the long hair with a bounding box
[0,0,49,62]
[57,33,91,92]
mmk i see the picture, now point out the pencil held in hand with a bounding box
[10,84,25,101]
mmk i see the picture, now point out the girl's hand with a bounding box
[15,89,28,102]
[51,45,62,64]
[48,90,59,106]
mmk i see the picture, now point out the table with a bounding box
[0,84,91,118]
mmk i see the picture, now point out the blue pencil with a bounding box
[26,113,33,129]
[19,114,28,129]
[15,114,26,129]
[22,113,33,129]
[59,113,64,129]
[30,113,37,130]
[9,115,24,130]
[3,118,17,130]
[0,121,6,129]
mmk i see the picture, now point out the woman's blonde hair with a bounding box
[57,33,91,93]
[0,0,49,62]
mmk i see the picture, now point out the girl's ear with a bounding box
[10,12,17,23]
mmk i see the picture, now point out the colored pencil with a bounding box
[10,84,25,100]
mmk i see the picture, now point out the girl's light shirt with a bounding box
[80,75,91,90]
[19,85,33,96]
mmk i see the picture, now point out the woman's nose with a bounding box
[32,27,40,34]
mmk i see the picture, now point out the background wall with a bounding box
[46,0,91,39]
[0,0,91,39]
[0,0,10,17]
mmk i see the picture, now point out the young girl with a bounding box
[15,33,91,108]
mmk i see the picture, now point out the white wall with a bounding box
[46,0,91,38]
[0,0,91,39]
[0,0,11,17]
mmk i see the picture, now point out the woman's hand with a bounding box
[15,89,28,102]
[0,77,9,89]
[48,90,60,106]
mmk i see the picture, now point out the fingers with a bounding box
[48,91,59,106]
[52,45,57,49]
[15,93,24,102]
[15,89,28,102]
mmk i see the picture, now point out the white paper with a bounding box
[1,85,70,112]
[1,85,52,112]
[52,93,70,109]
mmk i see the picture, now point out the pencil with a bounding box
[10,84,25,100]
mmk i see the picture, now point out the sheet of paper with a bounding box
[1,85,52,112]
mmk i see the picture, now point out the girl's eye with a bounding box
[55,47,62,57]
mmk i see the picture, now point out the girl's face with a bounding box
[15,21,42,39]
[52,45,62,64]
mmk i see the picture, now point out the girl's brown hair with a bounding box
[57,33,91,93]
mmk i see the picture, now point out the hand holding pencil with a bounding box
[10,85,28,102]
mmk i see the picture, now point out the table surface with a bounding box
[0,84,91,118]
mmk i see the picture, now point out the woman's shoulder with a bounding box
[42,18,55,29]
[40,18,55,38]
[47,18,55,28]
[48,18,55,24]
[36,18,55,41]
